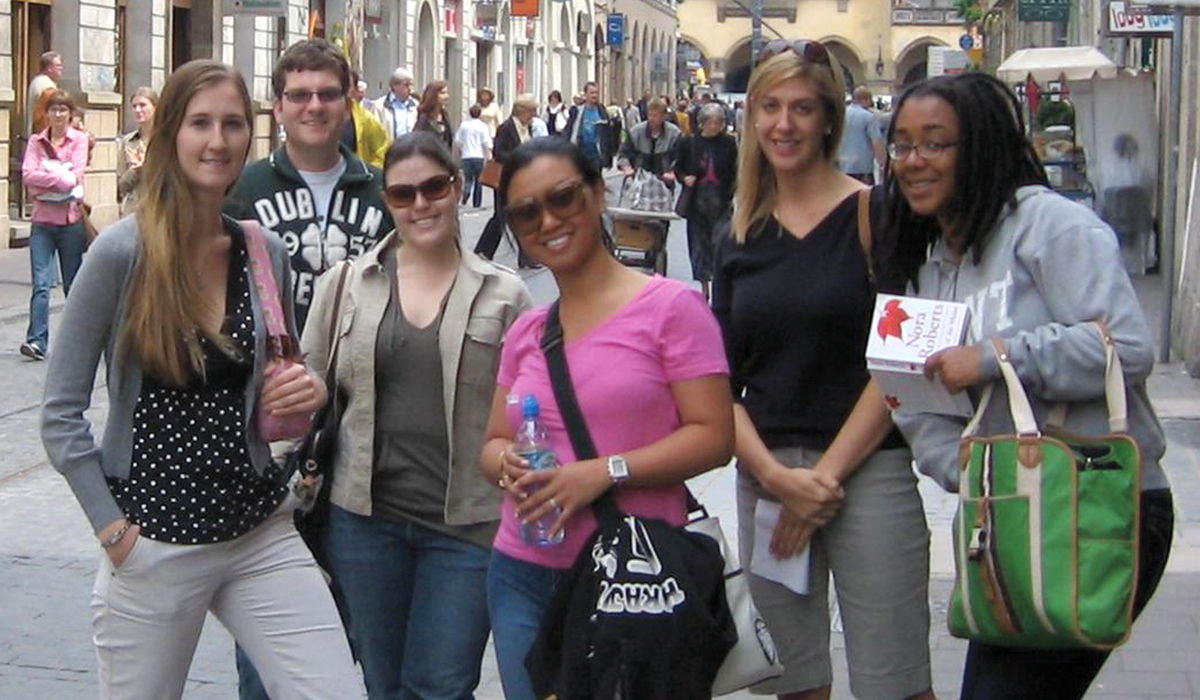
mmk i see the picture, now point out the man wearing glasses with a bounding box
[226,38,394,332]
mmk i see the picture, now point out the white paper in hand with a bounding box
[751,500,811,595]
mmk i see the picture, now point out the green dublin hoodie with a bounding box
[225,144,394,331]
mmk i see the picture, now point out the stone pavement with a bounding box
[1,215,1199,699]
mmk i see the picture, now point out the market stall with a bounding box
[998,46,1157,274]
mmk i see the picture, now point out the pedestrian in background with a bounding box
[372,67,419,140]
[456,104,493,208]
[673,102,736,299]
[117,87,158,216]
[19,89,89,362]
[40,59,358,700]
[544,90,568,136]
[341,69,390,168]
[886,71,1173,700]
[563,82,616,171]
[415,80,454,151]
[617,97,680,182]
[474,95,539,266]
[837,86,885,185]
[712,40,937,700]
[481,137,733,700]
[302,132,530,700]
[478,87,503,138]
[675,97,693,136]
[27,51,63,135]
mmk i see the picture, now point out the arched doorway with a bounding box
[724,40,752,93]
[416,2,437,89]
[577,11,590,92]
[559,7,573,98]
[895,39,946,89]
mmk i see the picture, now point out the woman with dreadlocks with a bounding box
[885,72,1173,700]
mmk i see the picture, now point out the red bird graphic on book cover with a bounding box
[876,299,910,341]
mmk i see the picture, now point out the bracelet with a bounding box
[100,522,132,550]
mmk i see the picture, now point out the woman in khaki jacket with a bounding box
[301,132,531,699]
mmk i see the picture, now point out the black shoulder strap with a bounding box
[857,187,876,286]
[540,302,620,522]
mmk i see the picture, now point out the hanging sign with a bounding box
[226,0,287,15]
[1108,1,1176,35]
[512,0,539,18]
[607,14,625,47]
[1018,0,1070,22]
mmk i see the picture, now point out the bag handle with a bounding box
[856,188,876,287]
[241,219,294,356]
[540,302,621,524]
[962,321,1129,438]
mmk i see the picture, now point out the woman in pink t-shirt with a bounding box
[479,138,734,700]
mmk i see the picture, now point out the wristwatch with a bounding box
[607,455,630,485]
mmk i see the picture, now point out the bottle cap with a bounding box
[522,394,540,419]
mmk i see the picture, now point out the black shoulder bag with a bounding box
[525,302,736,700]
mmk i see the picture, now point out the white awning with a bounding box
[996,46,1120,83]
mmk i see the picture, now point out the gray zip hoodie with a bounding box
[893,185,1168,493]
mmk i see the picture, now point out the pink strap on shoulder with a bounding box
[240,219,289,340]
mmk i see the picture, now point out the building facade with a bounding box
[0,0,602,247]
[676,0,966,96]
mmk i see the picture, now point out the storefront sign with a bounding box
[607,14,625,47]
[1018,0,1070,22]
[225,0,287,15]
[1108,1,1176,35]
[512,0,539,18]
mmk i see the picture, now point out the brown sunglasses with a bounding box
[504,181,588,235]
[383,175,458,208]
[756,39,831,68]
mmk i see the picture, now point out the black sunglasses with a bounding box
[281,88,347,105]
[504,181,588,235]
[756,39,831,68]
[383,175,458,208]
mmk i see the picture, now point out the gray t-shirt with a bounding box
[371,251,496,548]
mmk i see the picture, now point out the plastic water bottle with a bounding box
[515,394,565,546]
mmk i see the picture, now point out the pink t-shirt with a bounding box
[493,276,729,569]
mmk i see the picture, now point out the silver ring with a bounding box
[549,497,559,509]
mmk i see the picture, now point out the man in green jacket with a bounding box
[225,38,393,331]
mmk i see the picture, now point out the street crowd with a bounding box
[26,33,1173,700]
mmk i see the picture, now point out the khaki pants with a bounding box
[90,497,357,700]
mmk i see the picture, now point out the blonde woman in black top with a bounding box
[712,41,936,700]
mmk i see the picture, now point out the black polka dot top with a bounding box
[109,232,288,544]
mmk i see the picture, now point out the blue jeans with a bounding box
[461,157,485,208]
[324,505,492,700]
[26,221,87,351]
[486,550,566,700]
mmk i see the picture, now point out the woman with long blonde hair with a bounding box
[40,60,358,700]
[712,41,936,700]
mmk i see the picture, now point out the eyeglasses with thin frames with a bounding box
[887,141,960,161]
[383,175,458,209]
[281,88,346,105]
[504,181,589,236]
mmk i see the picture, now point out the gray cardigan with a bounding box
[40,216,298,533]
